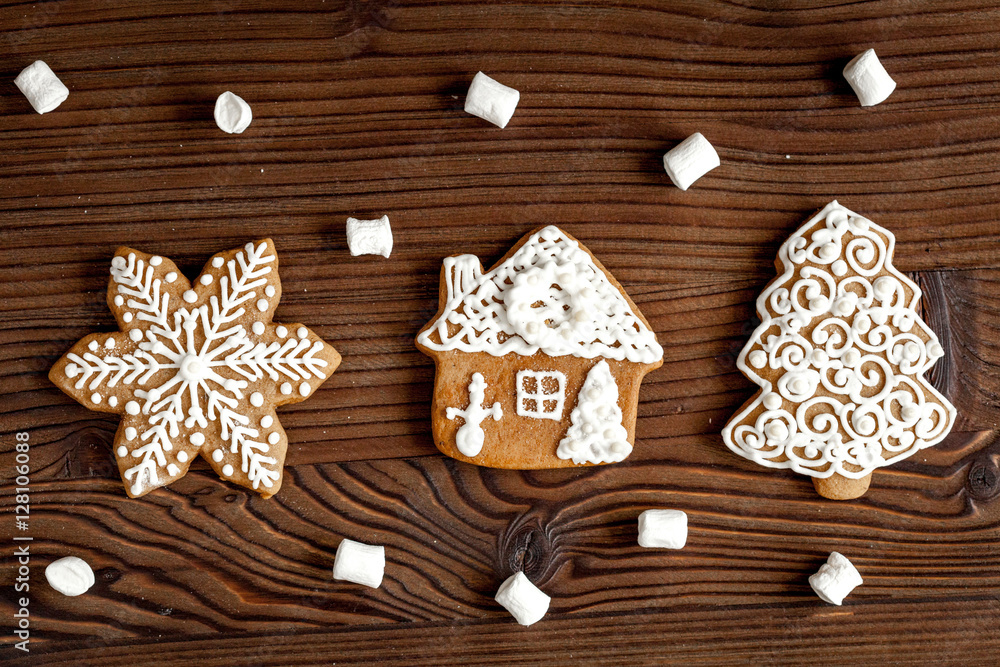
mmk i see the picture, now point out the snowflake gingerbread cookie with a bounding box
[416,226,663,469]
[48,239,341,499]
[722,201,956,499]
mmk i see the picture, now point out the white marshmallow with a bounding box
[843,49,896,107]
[809,552,863,605]
[663,132,720,191]
[14,61,69,114]
[332,538,385,588]
[346,215,393,258]
[637,509,688,549]
[495,571,550,626]
[214,91,253,134]
[464,71,520,129]
[45,556,95,597]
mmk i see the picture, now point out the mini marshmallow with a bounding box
[346,215,393,258]
[809,551,863,605]
[14,61,69,114]
[214,91,253,134]
[843,49,896,107]
[45,556,95,597]
[464,71,520,129]
[663,132,720,191]
[332,538,385,588]
[637,509,688,549]
[495,571,550,626]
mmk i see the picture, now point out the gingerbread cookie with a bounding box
[416,226,663,469]
[49,239,341,499]
[722,201,956,499]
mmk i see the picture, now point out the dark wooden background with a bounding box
[2,1,1000,664]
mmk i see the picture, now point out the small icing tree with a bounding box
[722,201,956,499]
[557,361,632,464]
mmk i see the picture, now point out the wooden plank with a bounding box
[1,438,998,659]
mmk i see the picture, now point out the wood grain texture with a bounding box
[2,0,1000,663]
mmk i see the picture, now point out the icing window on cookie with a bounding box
[515,370,566,420]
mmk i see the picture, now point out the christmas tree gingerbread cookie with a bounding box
[416,225,663,469]
[49,239,341,499]
[722,201,956,499]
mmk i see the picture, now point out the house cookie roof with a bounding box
[417,226,663,364]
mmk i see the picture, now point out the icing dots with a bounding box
[722,201,957,482]
[177,451,189,463]
[250,392,264,407]
[150,256,163,266]
[114,295,124,307]
[166,272,177,283]
[267,432,280,445]
[125,427,137,440]
[265,285,275,297]
[222,464,234,477]
[276,326,287,338]
[212,256,224,268]
[117,446,128,457]
[297,327,308,339]
[280,382,292,395]
[212,449,224,462]
[256,299,268,311]
[183,290,198,303]
[260,415,273,428]
[200,274,213,286]
[90,392,101,404]
[298,383,310,397]
[130,329,142,342]
[252,322,265,335]
[108,396,118,408]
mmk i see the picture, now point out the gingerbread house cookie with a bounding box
[722,201,956,499]
[49,239,341,499]
[416,226,663,469]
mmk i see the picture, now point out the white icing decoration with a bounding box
[167,463,180,476]
[123,312,133,323]
[280,382,292,395]
[189,432,204,446]
[446,373,502,457]
[222,464,234,476]
[417,226,662,364]
[108,396,118,408]
[117,446,127,457]
[297,327,308,339]
[250,392,264,407]
[125,426,137,440]
[65,364,79,378]
[252,322,265,335]
[88,340,98,352]
[150,256,162,266]
[200,274,213,286]
[515,370,566,420]
[212,257,224,268]
[267,432,280,445]
[260,415,273,428]
[556,360,631,464]
[129,329,142,342]
[64,241,327,496]
[177,450,189,463]
[105,338,116,349]
[212,449,224,462]
[183,290,198,303]
[265,285,275,297]
[276,326,287,338]
[90,392,101,404]
[165,272,177,283]
[114,295,124,306]
[298,382,310,396]
[722,201,957,480]
[256,298,268,311]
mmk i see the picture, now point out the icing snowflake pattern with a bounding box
[417,226,662,364]
[52,239,340,498]
[722,202,956,479]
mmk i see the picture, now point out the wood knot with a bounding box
[65,426,117,479]
[967,456,1000,501]
[497,515,551,579]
